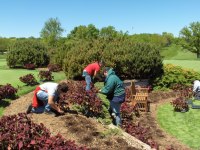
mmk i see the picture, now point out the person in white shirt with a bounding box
[193,80,200,99]
[27,82,68,116]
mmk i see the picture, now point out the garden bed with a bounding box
[2,82,191,150]
[2,92,144,150]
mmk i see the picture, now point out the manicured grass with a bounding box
[0,59,8,69]
[157,103,200,149]
[161,44,178,59]
[0,68,66,87]
[163,60,200,73]
[161,44,196,60]
[161,45,200,72]
[0,68,39,86]
[193,100,200,105]
[0,54,6,59]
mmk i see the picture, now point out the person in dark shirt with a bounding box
[99,67,125,126]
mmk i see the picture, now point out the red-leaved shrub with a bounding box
[0,113,88,150]
[38,70,54,81]
[19,74,38,85]
[0,84,17,100]
[48,64,62,72]
[24,63,35,70]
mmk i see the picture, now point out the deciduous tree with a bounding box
[180,21,200,58]
[40,18,64,46]
[67,24,99,41]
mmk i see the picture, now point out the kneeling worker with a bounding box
[26,82,68,116]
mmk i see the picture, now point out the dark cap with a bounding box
[103,67,110,73]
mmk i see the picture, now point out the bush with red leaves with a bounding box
[19,74,38,85]
[0,113,88,150]
[24,63,35,70]
[0,84,18,100]
[47,64,62,72]
[38,70,54,81]
[170,97,189,112]
[59,80,103,117]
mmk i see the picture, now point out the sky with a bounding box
[0,0,200,38]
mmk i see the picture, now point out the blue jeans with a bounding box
[31,91,57,113]
[195,91,200,100]
[110,101,122,126]
[82,71,91,91]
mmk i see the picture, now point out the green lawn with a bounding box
[0,54,6,59]
[161,44,196,60]
[0,67,66,87]
[153,45,200,149]
[0,59,8,69]
[157,103,200,149]
[161,44,200,72]
[0,68,39,86]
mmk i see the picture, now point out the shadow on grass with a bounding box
[0,99,10,108]
[0,99,11,116]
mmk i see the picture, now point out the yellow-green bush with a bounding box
[153,64,200,90]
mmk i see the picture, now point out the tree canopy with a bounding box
[40,18,64,46]
[67,24,99,41]
[180,21,200,58]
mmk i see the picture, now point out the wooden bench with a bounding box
[130,80,149,112]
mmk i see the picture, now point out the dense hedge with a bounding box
[102,39,163,79]
[152,64,200,90]
[62,40,104,79]
[59,38,163,80]
[6,40,49,68]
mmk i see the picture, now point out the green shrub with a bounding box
[6,39,49,68]
[102,40,163,79]
[153,64,200,90]
[60,38,163,80]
